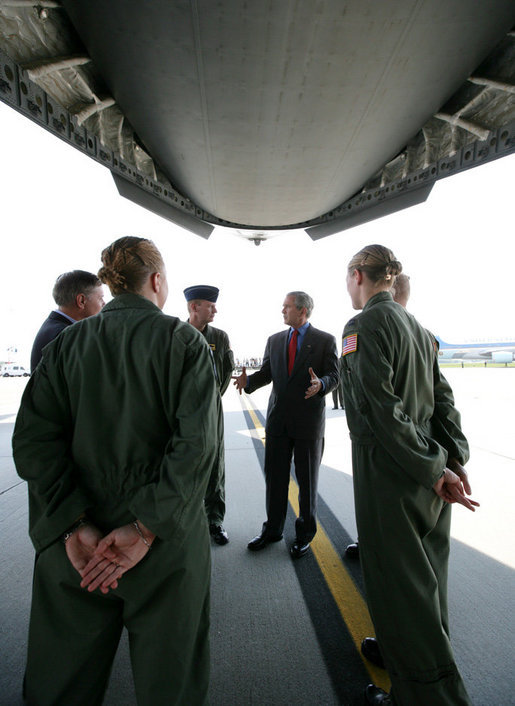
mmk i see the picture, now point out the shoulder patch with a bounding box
[342,333,358,356]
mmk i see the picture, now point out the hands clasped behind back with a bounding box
[65,521,155,595]
[432,462,480,512]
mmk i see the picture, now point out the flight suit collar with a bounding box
[362,290,393,312]
[102,292,162,314]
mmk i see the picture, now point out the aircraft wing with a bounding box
[0,1,514,240]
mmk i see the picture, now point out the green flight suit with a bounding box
[13,293,219,706]
[341,291,471,706]
[200,324,234,526]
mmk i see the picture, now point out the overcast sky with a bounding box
[1,100,513,365]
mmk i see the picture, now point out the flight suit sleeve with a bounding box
[219,331,235,396]
[129,332,219,543]
[345,324,447,489]
[13,356,91,552]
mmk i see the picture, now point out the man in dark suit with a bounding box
[233,291,338,559]
[31,270,105,372]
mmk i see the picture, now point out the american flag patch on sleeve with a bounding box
[342,333,358,356]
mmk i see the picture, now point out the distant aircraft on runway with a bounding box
[436,337,515,363]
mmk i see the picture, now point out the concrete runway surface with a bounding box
[1,367,513,705]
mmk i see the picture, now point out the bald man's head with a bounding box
[392,273,410,308]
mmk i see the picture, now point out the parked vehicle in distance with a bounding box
[1,364,29,377]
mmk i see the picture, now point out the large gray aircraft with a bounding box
[0,1,514,242]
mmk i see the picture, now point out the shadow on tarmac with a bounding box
[1,407,514,705]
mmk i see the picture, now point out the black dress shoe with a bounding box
[364,684,392,705]
[290,541,310,559]
[361,637,385,669]
[209,524,229,545]
[345,542,359,559]
[247,533,283,551]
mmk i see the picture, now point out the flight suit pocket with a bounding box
[344,364,369,415]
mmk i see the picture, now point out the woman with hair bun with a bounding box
[341,244,478,706]
[14,236,218,705]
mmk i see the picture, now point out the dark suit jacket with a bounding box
[31,311,73,372]
[246,324,338,440]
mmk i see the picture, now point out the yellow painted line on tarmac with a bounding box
[241,396,266,444]
[239,393,390,691]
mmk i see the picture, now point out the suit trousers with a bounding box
[24,529,211,706]
[263,434,323,543]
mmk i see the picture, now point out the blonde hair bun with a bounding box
[349,244,402,284]
[98,236,164,296]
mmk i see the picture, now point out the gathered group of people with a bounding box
[14,237,478,705]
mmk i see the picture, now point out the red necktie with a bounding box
[288,329,298,375]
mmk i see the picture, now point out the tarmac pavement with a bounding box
[1,369,514,705]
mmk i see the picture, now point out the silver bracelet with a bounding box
[62,518,88,544]
[133,521,152,549]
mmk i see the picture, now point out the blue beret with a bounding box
[183,285,219,302]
